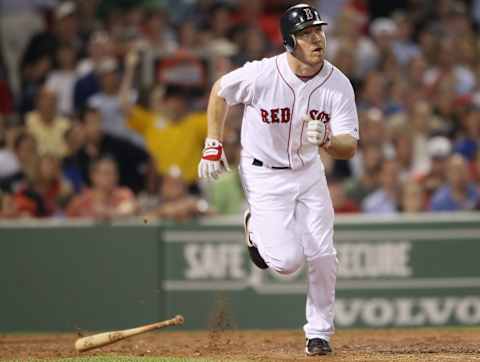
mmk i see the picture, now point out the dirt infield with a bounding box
[1,329,480,361]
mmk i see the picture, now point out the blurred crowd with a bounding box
[0,0,479,221]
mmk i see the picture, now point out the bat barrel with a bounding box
[74,315,184,352]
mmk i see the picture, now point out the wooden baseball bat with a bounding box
[74,315,184,352]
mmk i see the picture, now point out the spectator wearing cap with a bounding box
[429,154,479,212]
[25,86,71,158]
[369,17,397,71]
[21,1,83,88]
[120,50,207,192]
[417,136,452,203]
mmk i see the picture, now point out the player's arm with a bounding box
[206,79,229,141]
[198,79,231,180]
[324,134,357,159]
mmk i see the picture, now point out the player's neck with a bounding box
[286,52,324,77]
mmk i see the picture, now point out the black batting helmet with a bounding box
[280,3,327,52]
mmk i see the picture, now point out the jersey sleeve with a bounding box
[331,81,360,140]
[218,61,261,106]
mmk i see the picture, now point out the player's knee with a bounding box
[272,248,304,275]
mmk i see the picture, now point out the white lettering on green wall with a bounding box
[184,243,247,279]
[337,241,412,278]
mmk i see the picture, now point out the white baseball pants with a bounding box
[239,156,337,341]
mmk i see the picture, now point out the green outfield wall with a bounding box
[1,214,480,332]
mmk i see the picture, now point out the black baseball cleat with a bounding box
[305,338,332,356]
[243,210,269,269]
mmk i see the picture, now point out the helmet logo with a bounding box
[303,8,314,21]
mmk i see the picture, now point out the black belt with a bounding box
[252,158,290,169]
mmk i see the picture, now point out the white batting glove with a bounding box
[304,115,332,148]
[198,138,230,181]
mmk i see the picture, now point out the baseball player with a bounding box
[198,3,359,356]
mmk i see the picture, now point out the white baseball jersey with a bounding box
[219,52,359,169]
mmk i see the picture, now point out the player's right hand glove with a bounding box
[304,115,332,148]
[198,138,230,181]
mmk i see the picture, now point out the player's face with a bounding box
[294,25,326,66]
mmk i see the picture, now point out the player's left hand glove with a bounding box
[304,115,332,148]
[198,138,230,181]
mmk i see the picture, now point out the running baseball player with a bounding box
[198,3,359,356]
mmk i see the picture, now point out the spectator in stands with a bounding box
[25,86,71,158]
[12,154,73,218]
[423,37,476,97]
[0,0,47,96]
[0,118,19,180]
[0,55,14,116]
[362,159,401,214]
[63,107,148,194]
[232,25,269,66]
[45,44,78,117]
[0,132,38,194]
[453,106,480,162]
[21,1,82,74]
[62,122,86,193]
[142,5,177,54]
[429,154,479,211]
[400,180,427,213]
[418,136,452,203]
[368,17,396,70]
[120,50,207,193]
[329,7,378,80]
[357,71,388,112]
[345,143,383,205]
[18,54,51,116]
[1,1,480,219]
[66,157,138,219]
[88,57,145,148]
[391,126,414,179]
[74,31,115,112]
[20,1,83,114]
[391,12,420,66]
[329,178,360,214]
[143,166,211,222]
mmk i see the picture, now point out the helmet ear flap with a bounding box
[285,34,296,52]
